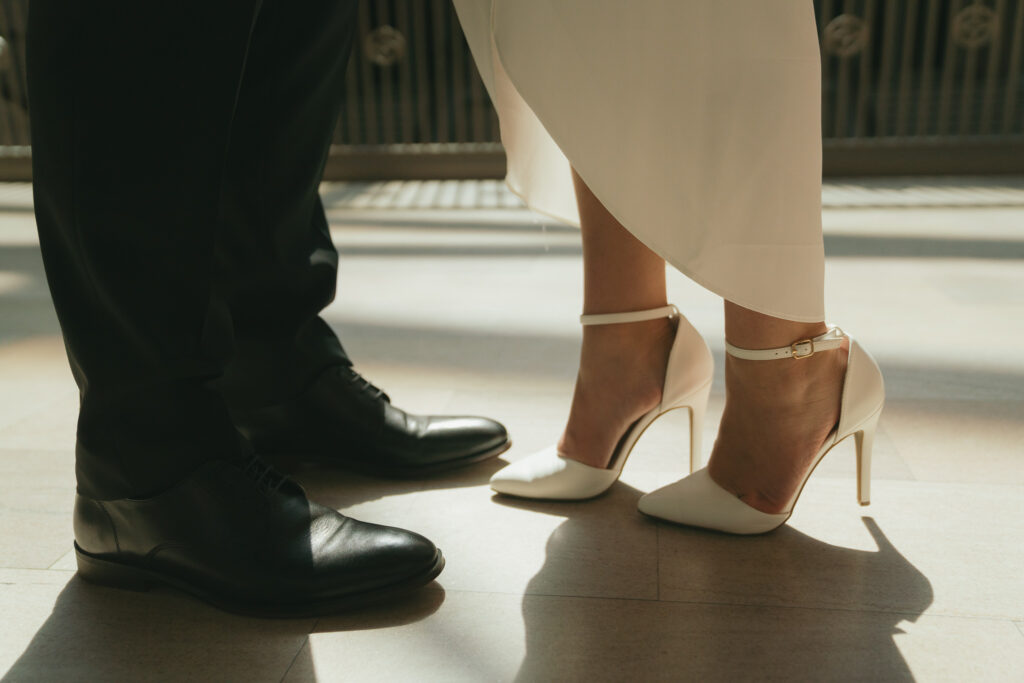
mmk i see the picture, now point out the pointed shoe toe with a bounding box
[637,468,790,535]
[639,328,885,536]
[488,304,714,502]
[489,447,618,500]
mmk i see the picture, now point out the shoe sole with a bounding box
[74,543,445,618]
[270,438,512,479]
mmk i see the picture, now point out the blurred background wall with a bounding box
[0,0,1021,180]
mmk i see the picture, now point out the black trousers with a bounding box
[28,0,359,498]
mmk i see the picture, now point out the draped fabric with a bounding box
[453,0,826,322]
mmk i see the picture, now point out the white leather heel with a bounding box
[638,327,885,534]
[489,305,714,500]
[855,408,881,506]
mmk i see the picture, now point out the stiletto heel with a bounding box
[855,409,881,506]
[638,327,885,534]
[490,304,713,500]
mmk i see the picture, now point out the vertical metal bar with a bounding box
[469,60,487,142]
[936,0,964,135]
[854,0,878,136]
[358,1,380,145]
[376,1,396,144]
[0,6,15,145]
[958,3,982,134]
[412,2,434,142]
[431,1,451,143]
[449,5,468,143]
[819,0,836,138]
[833,0,856,138]
[1002,0,1024,133]
[916,0,943,134]
[342,31,362,144]
[958,54,978,134]
[979,0,1007,134]
[1,0,27,145]
[895,0,920,136]
[15,0,32,144]
[394,2,416,143]
[874,0,899,136]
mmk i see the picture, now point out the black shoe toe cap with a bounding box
[311,511,441,590]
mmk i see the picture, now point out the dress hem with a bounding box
[489,4,825,324]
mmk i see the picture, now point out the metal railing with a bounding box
[1,0,1022,179]
[0,0,29,178]
[815,0,1024,174]
[820,0,1023,138]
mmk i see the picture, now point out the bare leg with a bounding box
[558,169,675,468]
[563,171,845,497]
[708,302,847,513]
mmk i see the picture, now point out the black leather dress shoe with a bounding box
[73,454,443,617]
[230,364,511,477]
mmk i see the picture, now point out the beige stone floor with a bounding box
[1,179,1023,681]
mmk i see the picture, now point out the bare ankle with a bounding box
[560,317,676,467]
[724,301,828,350]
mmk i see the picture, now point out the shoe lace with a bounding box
[339,365,389,403]
[239,451,289,497]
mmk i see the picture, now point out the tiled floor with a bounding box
[1,179,1023,681]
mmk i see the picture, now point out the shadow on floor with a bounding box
[296,456,507,510]
[0,454,503,680]
[1,561,445,682]
[496,484,933,682]
[0,454,486,681]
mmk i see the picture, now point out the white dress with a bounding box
[452,0,826,322]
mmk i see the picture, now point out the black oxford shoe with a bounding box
[73,454,444,617]
[230,364,511,477]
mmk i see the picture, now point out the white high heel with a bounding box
[637,327,884,534]
[490,304,714,500]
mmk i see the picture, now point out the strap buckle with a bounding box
[790,339,815,359]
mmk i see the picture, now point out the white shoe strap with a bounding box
[725,326,846,360]
[580,304,679,326]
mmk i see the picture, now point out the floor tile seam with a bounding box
[851,478,1024,491]
[0,447,72,455]
[45,551,74,570]
[874,481,1024,493]
[909,613,1024,627]
[0,566,74,576]
[741,475,1024,489]
[0,504,74,515]
[0,489,76,500]
[0,484,76,494]
[435,588,1023,623]
[279,634,311,683]
[437,586,661,603]
[1015,621,1024,639]
[632,477,1024,494]
[655,526,661,602]
[654,595,1023,622]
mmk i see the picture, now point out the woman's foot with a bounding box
[557,317,675,469]
[491,305,712,501]
[706,337,848,513]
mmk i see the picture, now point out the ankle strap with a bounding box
[580,304,679,326]
[725,326,845,360]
